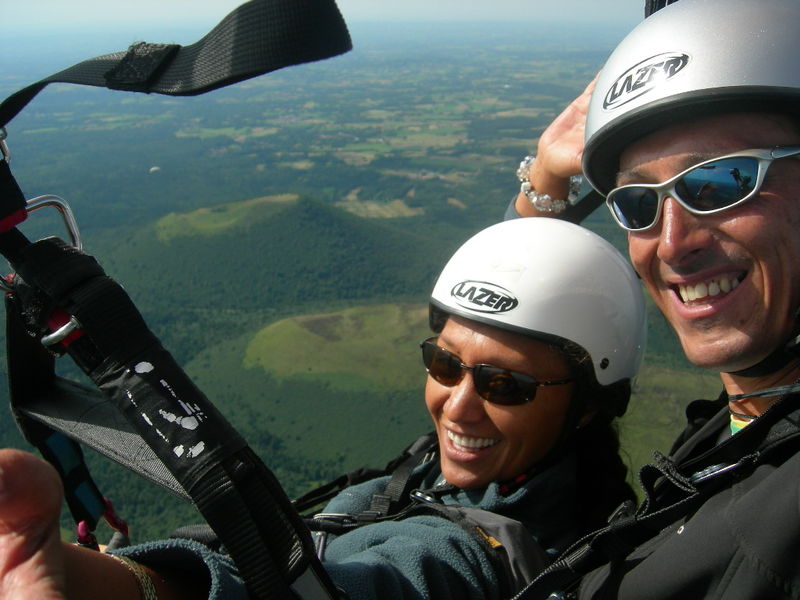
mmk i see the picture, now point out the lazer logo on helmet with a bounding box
[450,281,519,314]
[603,52,689,110]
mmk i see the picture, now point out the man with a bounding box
[514,0,800,597]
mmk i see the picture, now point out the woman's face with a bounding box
[425,315,577,490]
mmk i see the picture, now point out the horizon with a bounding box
[1,1,641,30]
[0,1,641,81]
[0,9,638,88]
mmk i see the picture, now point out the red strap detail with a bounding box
[102,497,129,537]
[0,208,27,232]
[46,308,84,347]
[76,520,99,550]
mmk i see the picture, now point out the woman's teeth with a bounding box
[678,275,740,303]
[447,430,498,452]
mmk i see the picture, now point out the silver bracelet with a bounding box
[516,154,582,214]
[111,554,159,600]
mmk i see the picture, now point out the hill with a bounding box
[92,194,452,314]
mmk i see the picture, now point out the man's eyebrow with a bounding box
[614,152,719,186]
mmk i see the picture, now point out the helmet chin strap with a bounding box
[726,321,800,401]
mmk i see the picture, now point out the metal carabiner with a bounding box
[0,129,9,164]
[41,315,82,347]
[26,195,83,251]
[0,195,82,294]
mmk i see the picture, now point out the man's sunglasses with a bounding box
[420,337,572,406]
[606,146,800,232]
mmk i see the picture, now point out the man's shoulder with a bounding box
[669,395,727,456]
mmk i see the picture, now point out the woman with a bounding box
[310,218,646,600]
[0,218,646,600]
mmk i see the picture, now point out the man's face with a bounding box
[620,112,800,373]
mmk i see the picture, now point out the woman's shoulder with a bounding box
[323,459,440,514]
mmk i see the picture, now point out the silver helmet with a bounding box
[429,218,646,387]
[583,0,800,195]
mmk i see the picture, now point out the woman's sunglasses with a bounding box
[606,145,800,232]
[420,337,572,406]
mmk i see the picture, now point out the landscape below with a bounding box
[0,22,719,541]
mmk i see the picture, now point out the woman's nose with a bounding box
[442,373,487,423]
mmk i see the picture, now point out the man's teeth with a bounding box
[447,430,498,451]
[678,275,739,303]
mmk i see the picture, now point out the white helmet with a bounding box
[584,0,800,194]
[429,218,646,387]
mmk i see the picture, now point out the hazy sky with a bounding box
[0,0,642,83]
[2,0,642,31]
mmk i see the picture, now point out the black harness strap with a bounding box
[367,433,438,517]
[293,432,438,517]
[0,0,352,128]
[561,190,604,225]
[0,1,352,597]
[644,0,681,17]
[6,237,340,598]
[511,395,800,599]
[5,290,118,547]
[0,156,28,232]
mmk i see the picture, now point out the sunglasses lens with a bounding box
[609,157,760,231]
[473,366,532,406]
[678,157,757,211]
[421,341,463,386]
[420,338,543,406]
[608,187,660,230]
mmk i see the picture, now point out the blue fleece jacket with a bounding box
[113,453,579,600]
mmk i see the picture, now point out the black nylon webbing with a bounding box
[5,292,108,529]
[6,237,339,598]
[0,0,351,128]
[644,0,681,17]
[561,190,604,225]
[512,396,800,599]
[368,446,432,516]
[0,1,352,596]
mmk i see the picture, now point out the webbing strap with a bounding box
[0,2,351,597]
[367,444,435,516]
[293,432,437,516]
[561,190,604,225]
[5,292,107,530]
[0,0,351,128]
[644,0,681,17]
[0,160,26,232]
[6,237,339,598]
[511,396,800,599]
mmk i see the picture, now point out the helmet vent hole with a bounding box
[600,358,610,370]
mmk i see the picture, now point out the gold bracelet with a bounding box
[111,554,159,600]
